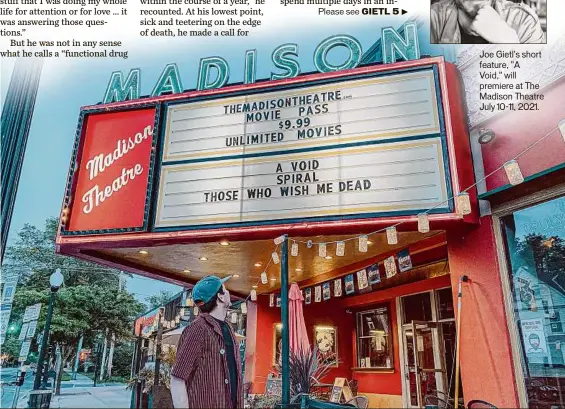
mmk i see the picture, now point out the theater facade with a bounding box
[56,31,565,408]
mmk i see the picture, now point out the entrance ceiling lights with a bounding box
[220,240,230,246]
[199,256,208,261]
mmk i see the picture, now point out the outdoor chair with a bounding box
[467,400,498,408]
[345,395,369,409]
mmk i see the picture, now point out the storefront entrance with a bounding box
[399,289,460,408]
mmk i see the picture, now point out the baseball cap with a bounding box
[192,275,231,306]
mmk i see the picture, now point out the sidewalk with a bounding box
[49,385,131,408]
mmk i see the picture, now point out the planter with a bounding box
[151,384,173,408]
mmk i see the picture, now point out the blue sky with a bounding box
[2,17,455,303]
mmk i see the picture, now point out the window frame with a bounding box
[492,184,565,408]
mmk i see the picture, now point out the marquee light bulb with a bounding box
[504,160,524,186]
[291,242,298,257]
[418,213,430,233]
[272,252,280,265]
[386,227,398,245]
[359,235,368,253]
[455,192,472,216]
[336,241,345,256]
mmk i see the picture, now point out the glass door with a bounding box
[403,321,446,407]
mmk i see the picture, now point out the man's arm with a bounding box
[170,324,205,408]
[171,375,189,409]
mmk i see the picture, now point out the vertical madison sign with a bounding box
[62,23,471,236]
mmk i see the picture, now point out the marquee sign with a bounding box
[155,66,451,229]
[60,56,475,246]
[161,70,440,161]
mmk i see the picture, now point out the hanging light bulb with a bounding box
[231,312,238,324]
[319,243,326,258]
[386,227,398,245]
[241,302,247,314]
[180,308,185,316]
[455,192,472,216]
[193,306,199,316]
[336,241,345,256]
[272,252,280,264]
[504,160,524,185]
[261,272,268,284]
[274,236,284,245]
[418,213,430,233]
[291,242,298,257]
[175,316,180,324]
[250,289,257,301]
[186,298,194,307]
[359,235,368,253]
[307,240,313,248]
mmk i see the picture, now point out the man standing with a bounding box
[431,0,545,44]
[171,275,243,408]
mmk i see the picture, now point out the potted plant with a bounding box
[266,345,337,408]
[128,348,176,408]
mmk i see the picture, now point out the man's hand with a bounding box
[471,5,520,43]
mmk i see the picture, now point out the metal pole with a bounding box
[280,235,290,406]
[33,290,55,390]
[93,343,102,387]
[11,385,22,408]
[454,275,468,409]
[154,308,164,387]
[72,334,84,380]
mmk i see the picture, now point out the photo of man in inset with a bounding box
[430,0,546,44]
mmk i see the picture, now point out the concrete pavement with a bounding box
[49,386,131,408]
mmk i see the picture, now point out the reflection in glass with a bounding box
[356,305,394,369]
[502,196,565,408]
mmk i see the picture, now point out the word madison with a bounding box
[103,23,420,104]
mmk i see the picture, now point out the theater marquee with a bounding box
[155,68,450,229]
[57,57,476,287]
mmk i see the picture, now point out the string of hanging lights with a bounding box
[182,244,282,320]
[271,123,563,256]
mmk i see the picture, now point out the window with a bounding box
[355,305,394,369]
[502,195,565,408]
[402,292,433,324]
[436,288,455,320]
